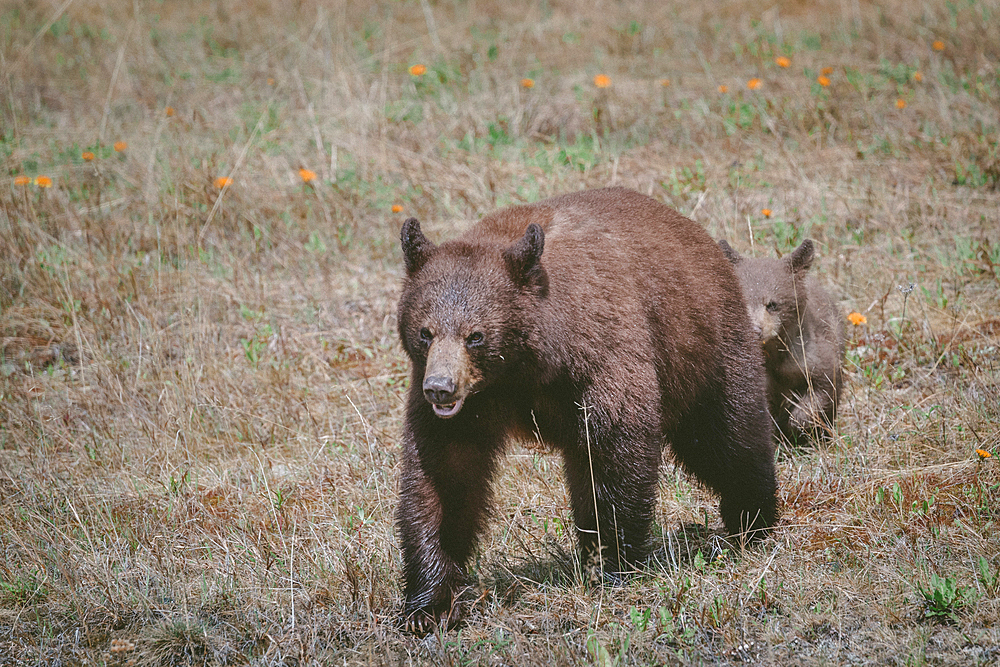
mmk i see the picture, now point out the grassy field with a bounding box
[2,0,999,664]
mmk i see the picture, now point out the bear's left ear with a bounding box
[717,239,742,264]
[503,223,546,288]
[788,239,815,274]
[401,218,436,275]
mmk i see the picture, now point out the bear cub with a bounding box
[718,239,845,444]
[396,187,779,633]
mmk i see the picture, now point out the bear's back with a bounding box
[468,187,751,419]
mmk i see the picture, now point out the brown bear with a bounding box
[717,239,845,444]
[396,187,778,633]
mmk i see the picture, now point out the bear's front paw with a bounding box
[400,602,463,636]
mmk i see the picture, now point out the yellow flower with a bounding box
[594,74,612,88]
[747,78,762,90]
[817,76,831,87]
[35,176,52,188]
[896,98,907,109]
[761,208,772,218]
[114,141,127,152]
[775,56,791,68]
[298,168,317,183]
[520,78,535,89]
[913,71,924,82]
[659,78,671,87]
[13,175,31,186]
[409,64,427,76]
[717,84,728,93]
[165,106,175,117]
[821,67,834,75]
[848,312,867,326]
[214,177,233,188]
[391,204,403,213]
[82,151,95,161]
[932,40,945,51]
[977,448,992,460]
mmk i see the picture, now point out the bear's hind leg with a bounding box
[670,384,778,542]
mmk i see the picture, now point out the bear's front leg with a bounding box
[560,409,662,577]
[396,422,501,634]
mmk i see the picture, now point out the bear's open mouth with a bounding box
[432,397,464,418]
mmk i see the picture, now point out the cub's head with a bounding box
[397,218,546,419]
[718,239,815,345]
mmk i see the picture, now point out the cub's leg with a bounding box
[787,380,838,440]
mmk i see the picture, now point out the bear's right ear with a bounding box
[400,218,435,275]
[503,223,546,288]
[789,239,815,274]
[718,239,741,264]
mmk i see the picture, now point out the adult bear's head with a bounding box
[397,219,546,418]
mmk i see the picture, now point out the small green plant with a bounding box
[976,556,999,595]
[628,605,652,632]
[917,573,968,623]
[662,160,706,197]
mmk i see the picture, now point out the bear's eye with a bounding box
[765,301,779,313]
[419,327,434,345]
[466,331,485,347]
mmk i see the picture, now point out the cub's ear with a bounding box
[789,239,815,273]
[717,239,741,264]
[503,223,546,288]
[400,218,435,275]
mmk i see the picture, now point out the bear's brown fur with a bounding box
[397,187,778,633]
[718,239,845,444]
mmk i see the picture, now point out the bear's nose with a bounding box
[423,376,457,404]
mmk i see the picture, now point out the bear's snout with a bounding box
[423,375,457,404]
[421,337,479,418]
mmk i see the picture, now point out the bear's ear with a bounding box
[717,239,741,264]
[788,239,815,274]
[400,218,436,275]
[503,223,546,287]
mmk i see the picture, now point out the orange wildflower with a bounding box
[977,448,992,460]
[659,78,671,87]
[13,175,30,186]
[817,76,831,87]
[165,106,175,117]
[520,78,535,89]
[821,67,834,75]
[775,56,791,68]
[82,151,95,161]
[913,71,924,82]
[717,84,728,93]
[391,204,403,213]
[408,64,427,76]
[761,208,772,218]
[747,78,762,90]
[214,177,233,188]
[896,98,907,109]
[114,141,127,152]
[594,74,611,88]
[35,176,52,188]
[267,77,275,85]
[298,168,317,183]
[932,40,945,51]
[847,312,867,326]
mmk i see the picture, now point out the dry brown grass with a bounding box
[1,0,999,664]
